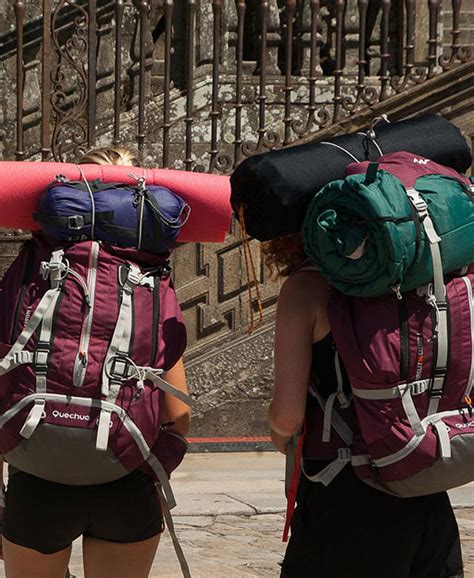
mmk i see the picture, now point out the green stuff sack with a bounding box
[302,151,474,298]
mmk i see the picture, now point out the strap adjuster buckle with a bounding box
[13,351,32,365]
[127,269,141,286]
[33,341,51,373]
[406,188,428,215]
[108,352,130,382]
[68,215,85,230]
[337,448,351,461]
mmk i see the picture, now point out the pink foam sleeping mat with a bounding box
[0,161,232,243]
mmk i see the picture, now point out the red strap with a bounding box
[282,424,306,542]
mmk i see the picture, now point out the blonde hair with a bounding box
[79,146,139,167]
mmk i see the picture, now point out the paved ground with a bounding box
[1,452,473,577]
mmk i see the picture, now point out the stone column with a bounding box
[298,0,324,75]
[266,0,282,75]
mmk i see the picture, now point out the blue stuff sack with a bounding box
[34,176,190,254]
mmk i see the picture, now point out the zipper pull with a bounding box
[135,380,145,400]
[464,395,473,418]
[79,351,88,367]
[391,285,403,300]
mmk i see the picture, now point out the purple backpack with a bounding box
[300,155,474,498]
[0,235,194,566]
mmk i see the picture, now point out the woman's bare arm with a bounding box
[268,271,329,453]
[161,357,191,436]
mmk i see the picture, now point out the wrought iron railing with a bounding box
[2,0,472,171]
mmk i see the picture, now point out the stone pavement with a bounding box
[1,452,473,577]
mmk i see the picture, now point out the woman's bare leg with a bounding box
[82,534,161,578]
[2,536,71,578]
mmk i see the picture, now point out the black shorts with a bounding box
[3,469,164,554]
[281,464,464,578]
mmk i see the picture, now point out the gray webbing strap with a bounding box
[147,453,176,509]
[302,448,351,486]
[97,266,141,451]
[461,277,474,399]
[352,379,429,400]
[96,374,195,450]
[426,231,449,403]
[353,380,426,436]
[0,250,65,376]
[97,377,194,452]
[322,392,337,443]
[96,407,113,452]
[19,399,46,439]
[428,396,441,416]
[310,387,353,445]
[145,370,194,407]
[18,252,65,438]
[34,290,62,394]
[433,420,451,458]
[398,384,425,436]
[40,250,66,291]
[0,289,60,375]
[406,188,448,403]
[101,265,141,397]
[156,485,191,578]
[351,454,371,467]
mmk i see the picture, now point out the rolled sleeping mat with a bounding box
[230,114,472,241]
[0,162,232,243]
[301,151,474,298]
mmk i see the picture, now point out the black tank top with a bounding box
[309,332,350,399]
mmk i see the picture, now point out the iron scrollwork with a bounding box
[50,0,90,162]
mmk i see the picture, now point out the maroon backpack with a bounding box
[325,267,474,497]
[297,153,474,499]
[0,235,193,527]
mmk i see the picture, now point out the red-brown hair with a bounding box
[261,233,306,278]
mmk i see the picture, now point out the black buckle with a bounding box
[68,215,85,230]
[427,368,446,398]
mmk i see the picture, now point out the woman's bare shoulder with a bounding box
[278,266,328,310]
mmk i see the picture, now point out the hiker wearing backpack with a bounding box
[0,147,192,578]
[265,233,464,578]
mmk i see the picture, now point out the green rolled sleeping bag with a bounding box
[302,152,474,298]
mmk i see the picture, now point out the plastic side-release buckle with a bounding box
[406,188,428,215]
[68,215,86,230]
[127,267,142,287]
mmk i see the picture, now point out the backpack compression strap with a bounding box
[0,250,64,379]
[156,485,192,578]
[96,265,194,452]
[406,188,448,417]
[304,387,353,485]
